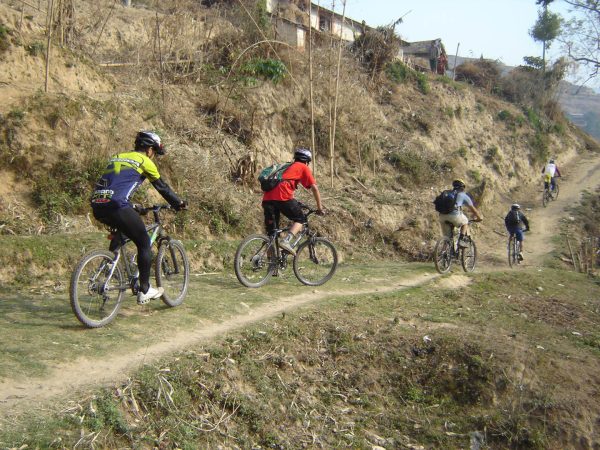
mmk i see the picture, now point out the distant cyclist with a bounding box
[505,203,530,261]
[262,147,324,255]
[90,131,187,305]
[436,179,483,247]
[542,158,561,192]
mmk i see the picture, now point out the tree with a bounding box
[554,0,600,83]
[530,5,562,72]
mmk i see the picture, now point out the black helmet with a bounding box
[135,131,165,155]
[511,203,521,210]
[452,179,466,190]
[294,147,312,163]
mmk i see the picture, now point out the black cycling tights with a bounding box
[93,206,152,294]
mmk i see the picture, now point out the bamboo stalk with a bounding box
[566,235,577,270]
[330,0,346,189]
[307,0,316,175]
[155,9,166,110]
[44,0,54,93]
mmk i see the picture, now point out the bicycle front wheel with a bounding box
[434,238,453,274]
[508,235,517,268]
[156,240,189,307]
[552,183,559,200]
[234,234,276,288]
[461,239,478,272]
[293,237,338,286]
[70,250,125,328]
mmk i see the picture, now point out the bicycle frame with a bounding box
[257,205,320,275]
[103,206,179,295]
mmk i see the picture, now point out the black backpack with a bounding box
[506,210,521,226]
[433,189,458,214]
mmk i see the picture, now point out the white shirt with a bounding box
[544,163,557,177]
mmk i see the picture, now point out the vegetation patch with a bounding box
[3,268,599,449]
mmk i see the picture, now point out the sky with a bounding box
[335,0,572,69]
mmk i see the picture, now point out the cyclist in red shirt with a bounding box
[262,147,324,254]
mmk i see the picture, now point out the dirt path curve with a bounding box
[480,151,600,264]
[0,272,438,416]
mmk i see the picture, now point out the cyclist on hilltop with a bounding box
[505,203,530,261]
[435,179,483,247]
[262,147,324,255]
[90,131,187,305]
[542,158,561,192]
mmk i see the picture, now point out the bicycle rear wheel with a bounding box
[156,240,189,307]
[542,189,549,207]
[461,239,478,272]
[70,250,125,328]
[234,234,276,288]
[293,237,338,286]
[434,237,453,274]
[508,235,517,268]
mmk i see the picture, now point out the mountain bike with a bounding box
[433,220,478,274]
[70,204,189,328]
[508,232,523,268]
[234,203,338,288]
[542,179,560,207]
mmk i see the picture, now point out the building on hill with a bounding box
[266,0,372,50]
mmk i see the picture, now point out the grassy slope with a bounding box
[1,266,599,449]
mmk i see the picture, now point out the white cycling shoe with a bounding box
[137,286,164,305]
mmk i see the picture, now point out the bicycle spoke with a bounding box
[234,235,276,288]
[293,237,338,286]
[461,240,477,272]
[70,251,124,328]
[434,238,453,274]
[156,240,189,307]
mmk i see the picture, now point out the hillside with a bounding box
[0,0,596,281]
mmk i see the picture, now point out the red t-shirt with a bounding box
[262,162,316,201]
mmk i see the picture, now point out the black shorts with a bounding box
[262,199,305,234]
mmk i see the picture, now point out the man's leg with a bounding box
[110,207,153,294]
[279,200,305,254]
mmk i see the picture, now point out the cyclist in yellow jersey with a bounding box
[91,131,186,304]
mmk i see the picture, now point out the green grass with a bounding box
[2,267,598,449]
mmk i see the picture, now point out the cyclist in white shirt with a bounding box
[542,159,561,192]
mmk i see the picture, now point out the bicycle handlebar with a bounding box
[297,201,325,217]
[134,204,173,216]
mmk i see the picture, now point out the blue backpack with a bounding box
[433,189,458,214]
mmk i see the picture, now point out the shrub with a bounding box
[0,22,10,54]
[498,110,512,121]
[385,61,429,94]
[385,61,408,83]
[25,42,44,56]
[32,153,105,222]
[455,59,501,93]
[467,169,482,183]
[241,58,287,84]
[352,25,402,75]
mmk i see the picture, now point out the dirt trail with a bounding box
[481,151,600,265]
[0,272,438,416]
[2,153,599,419]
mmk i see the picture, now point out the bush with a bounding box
[0,22,10,55]
[25,42,44,57]
[241,58,287,84]
[385,61,429,94]
[32,153,105,222]
[352,25,402,75]
[454,59,501,93]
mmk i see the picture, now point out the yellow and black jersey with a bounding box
[91,151,161,208]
